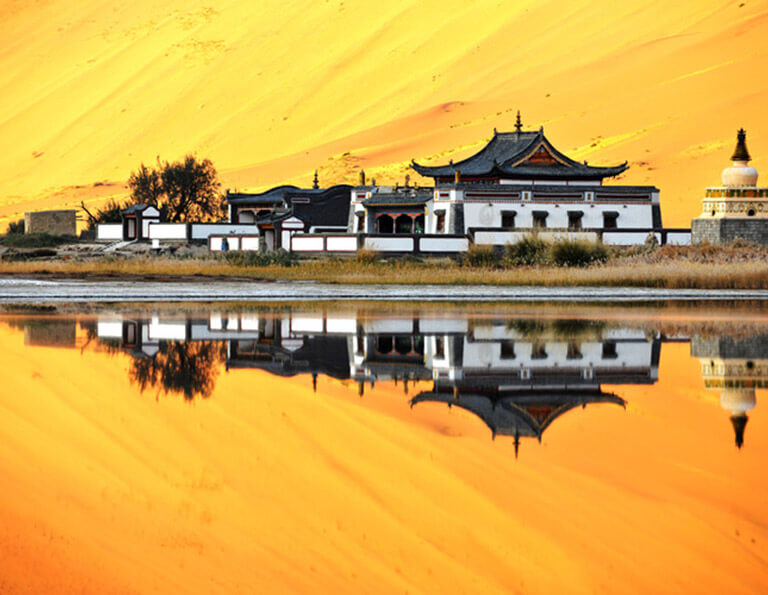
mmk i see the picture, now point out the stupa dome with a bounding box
[722,129,758,187]
[720,388,756,415]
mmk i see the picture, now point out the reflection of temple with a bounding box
[693,335,766,449]
[94,312,662,450]
[402,320,658,455]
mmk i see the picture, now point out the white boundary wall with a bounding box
[291,236,325,252]
[97,224,123,241]
[474,231,598,245]
[420,237,470,252]
[191,224,259,240]
[364,237,414,252]
[602,232,657,246]
[148,223,188,240]
[326,236,357,252]
[209,235,260,251]
[666,232,692,246]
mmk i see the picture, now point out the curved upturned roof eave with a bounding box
[410,130,542,177]
[410,129,629,179]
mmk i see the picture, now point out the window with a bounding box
[603,212,619,229]
[414,214,425,234]
[531,341,548,359]
[395,214,413,234]
[376,214,394,234]
[533,211,548,229]
[356,212,365,232]
[566,340,583,360]
[434,337,445,359]
[435,211,446,233]
[568,211,583,230]
[376,336,393,354]
[501,211,516,229]
[602,341,618,359]
[500,340,516,359]
[395,336,413,355]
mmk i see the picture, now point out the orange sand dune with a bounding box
[1,0,768,230]
[0,319,767,593]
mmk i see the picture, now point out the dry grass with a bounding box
[3,252,768,289]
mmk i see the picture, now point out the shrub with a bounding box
[6,219,24,235]
[356,249,378,265]
[549,239,608,267]
[463,244,500,268]
[506,235,549,266]
[222,249,297,267]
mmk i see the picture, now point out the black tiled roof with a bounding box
[411,128,628,180]
[410,388,625,439]
[121,204,157,215]
[227,184,352,228]
[361,190,432,206]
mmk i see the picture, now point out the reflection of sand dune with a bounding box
[1,0,768,229]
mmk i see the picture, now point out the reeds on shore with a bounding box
[3,249,768,289]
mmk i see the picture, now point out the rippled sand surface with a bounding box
[0,311,767,593]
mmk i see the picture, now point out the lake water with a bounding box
[1,304,767,593]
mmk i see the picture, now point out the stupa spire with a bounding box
[731,128,751,162]
[731,414,748,449]
[515,110,523,133]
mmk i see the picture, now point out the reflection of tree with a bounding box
[129,341,226,400]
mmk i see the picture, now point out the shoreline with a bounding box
[4,276,768,303]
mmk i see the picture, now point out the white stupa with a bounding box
[693,129,768,244]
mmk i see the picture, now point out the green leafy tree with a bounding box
[127,155,224,223]
[127,163,163,207]
[129,341,226,400]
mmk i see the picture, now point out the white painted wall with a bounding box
[666,232,692,246]
[420,237,470,252]
[97,224,123,240]
[210,236,243,251]
[191,224,259,240]
[96,320,123,338]
[474,231,598,245]
[364,236,414,252]
[291,236,325,252]
[461,200,654,231]
[142,217,159,238]
[326,236,358,252]
[148,223,187,240]
[602,232,658,246]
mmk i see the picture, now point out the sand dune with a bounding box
[0,320,767,592]
[1,0,767,229]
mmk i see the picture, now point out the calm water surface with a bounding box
[1,305,767,593]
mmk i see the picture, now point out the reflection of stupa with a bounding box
[692,335,766,449]
[692,129,768,245]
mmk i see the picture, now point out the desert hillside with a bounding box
[1,0,767,229]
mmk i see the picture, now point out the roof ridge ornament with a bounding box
[515,111,523,133]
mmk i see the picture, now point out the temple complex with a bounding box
[348,114,663,245]
[692,129,768,245]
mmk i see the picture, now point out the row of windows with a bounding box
[498,211,618,230]
[359,210,620,233]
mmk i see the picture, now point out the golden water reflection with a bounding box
[1,308,767,593]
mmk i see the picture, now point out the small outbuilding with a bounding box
[121,204,160,241]
[25,209,77,236]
